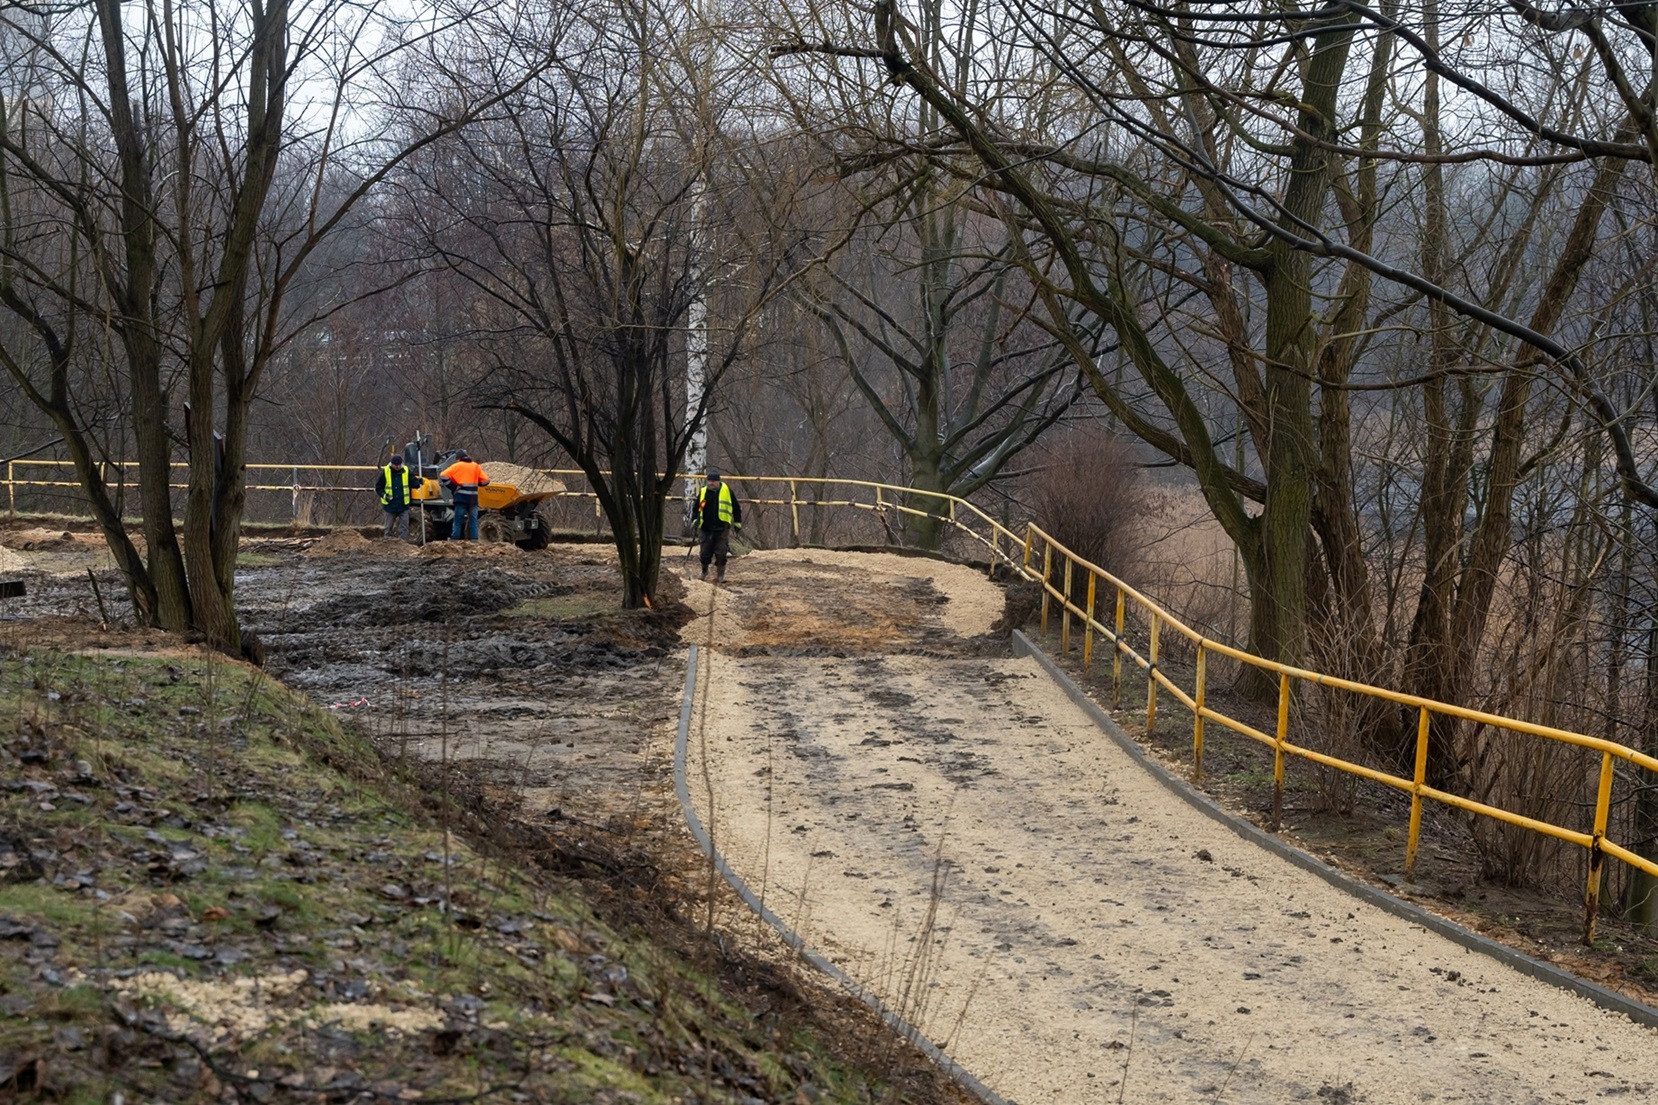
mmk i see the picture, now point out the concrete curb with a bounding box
[674,645,1014,1105]
[1011,629,1658,1030]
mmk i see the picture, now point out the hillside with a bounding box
[0,610,969,1104]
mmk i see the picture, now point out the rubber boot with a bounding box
[716,565,726,584]
[699,564,708,580]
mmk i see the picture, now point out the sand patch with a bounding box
[678,548,1004,652]
[301,530,422,558]
[416,540,522,558]
[767,549,1003,637]
[105,968,444,1045]
[0,545,26,573]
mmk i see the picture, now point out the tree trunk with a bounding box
[902,450,949,550]
[97,0,192,631]
[1631,611,1658,931]
[1247,9,1360,682]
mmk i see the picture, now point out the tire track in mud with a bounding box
[685,561,1658,1105]
[238,544,683,810]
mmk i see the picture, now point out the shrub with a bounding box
[1029,430,1153,612]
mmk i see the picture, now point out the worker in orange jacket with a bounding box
[440,450,490,541]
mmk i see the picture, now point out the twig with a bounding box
[1211,1032,1255,1103]
[85,568,109,629]
[1117,1006,1136,1105]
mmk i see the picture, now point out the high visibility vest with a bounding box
[699,483,734,525]
[441,460,488,495]
[380,465,412,507]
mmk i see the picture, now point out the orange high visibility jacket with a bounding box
[441,460,489,495]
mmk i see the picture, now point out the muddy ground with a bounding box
[0,528,690,825]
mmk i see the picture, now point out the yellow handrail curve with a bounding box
[1019,520,1658,945]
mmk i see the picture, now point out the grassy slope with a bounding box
[0,643,921,1104]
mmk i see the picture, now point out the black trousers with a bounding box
[699,526,731,569]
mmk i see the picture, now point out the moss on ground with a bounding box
[0,643,938,1103]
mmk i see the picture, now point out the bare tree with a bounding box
[771,0,1658,718]
[0,0,539,651]
[393,0,810,607]
[807,171,1094,548]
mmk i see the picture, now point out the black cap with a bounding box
[456,449,471,461]
[389,454,404,465]
[706,470,721,480]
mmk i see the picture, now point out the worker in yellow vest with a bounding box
[376,454,417,541]
[695,470,743,583]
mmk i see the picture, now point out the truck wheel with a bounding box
[478,515,510,543]
[516,511,551,551]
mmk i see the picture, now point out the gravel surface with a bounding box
[683,559,1658,1105]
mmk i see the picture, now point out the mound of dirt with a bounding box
[416,540,522,558]
[11,528,79,551]
[0,545,26,573]
[482,462,564,497]
[301,530,374,558]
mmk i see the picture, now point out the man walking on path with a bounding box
[376,454,418,540]
[441,451,490,541]
[695,470,743,583]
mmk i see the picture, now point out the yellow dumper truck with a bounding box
[398,435,561,548]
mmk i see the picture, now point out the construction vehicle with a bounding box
[395,433,560,549]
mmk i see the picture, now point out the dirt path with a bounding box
[683,553,1658,1104]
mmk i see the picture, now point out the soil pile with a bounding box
[12,528,78,550]
[482,462,563,497]
[301,530,374,558]
[0,545,26,573]
[415,540,521,558]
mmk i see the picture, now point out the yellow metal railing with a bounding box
[8,459,1657,942]
[3,460,388,522]
[3,463,1030,559]
[1021,522,1658,945]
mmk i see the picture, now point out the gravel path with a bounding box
[683,556,1658,1105]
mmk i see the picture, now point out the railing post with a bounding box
[1040,541,1053,636]
[1145,615,1160,739]
[291,467,300,525]
[1193,644,1206,782]
[1023,525,1033,573]
[1272,672,1291,831]
[1060,557,1073,654]
[1112,588,1125,707]
[1082,571,1097,670]
[1586,751,1616,945]
[6,461,13,516]
[1405,706,1431,882]
[789,479,801,547]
